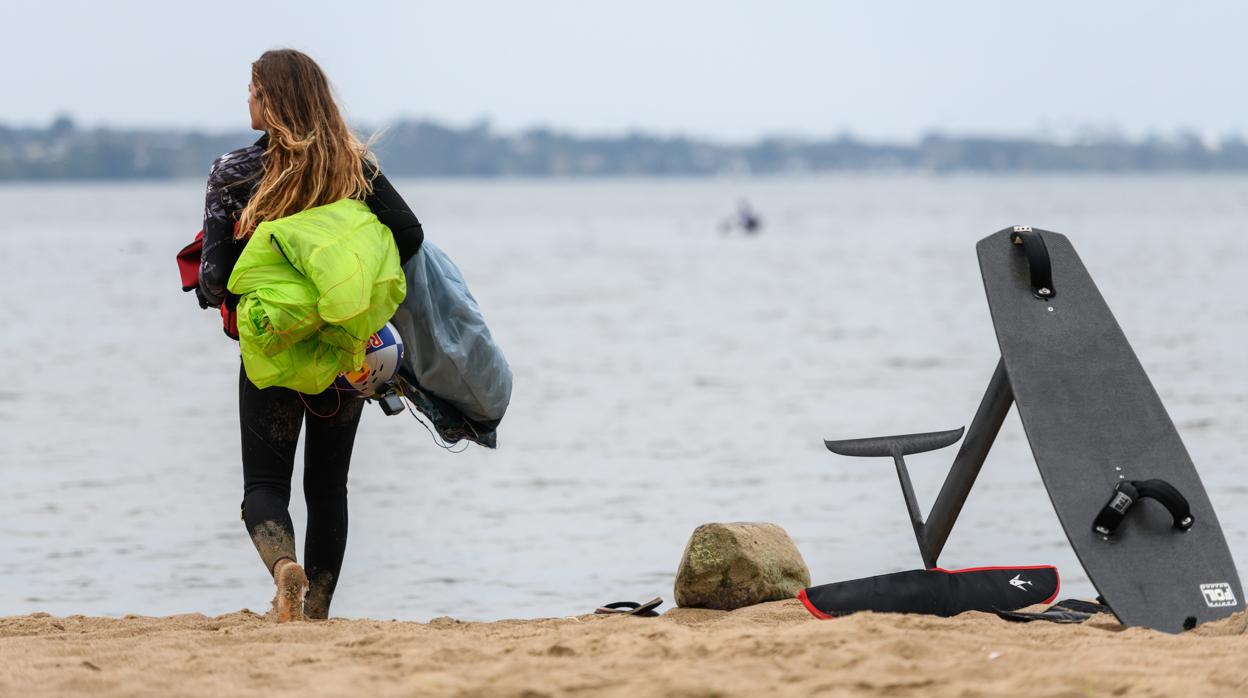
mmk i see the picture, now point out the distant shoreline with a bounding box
[6,170,1248,187]
[6,117,1248,181]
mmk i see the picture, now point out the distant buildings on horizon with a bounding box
[4,116,1248,180]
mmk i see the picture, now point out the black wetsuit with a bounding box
[200,134,423,618]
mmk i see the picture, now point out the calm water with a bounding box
[1,174,1246,620]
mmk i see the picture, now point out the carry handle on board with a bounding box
[1092,479,1194,536]
[1010,226,1055,299]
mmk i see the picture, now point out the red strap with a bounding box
[220,303,239,340]
[176,229,205,291]
[181,226,241,339]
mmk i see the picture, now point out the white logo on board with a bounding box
[1009,574,1033,591]
[1200,583,1237,608]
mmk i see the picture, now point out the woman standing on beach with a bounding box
[197,49,423,622]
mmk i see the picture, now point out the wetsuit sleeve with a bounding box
[198,145,263,307]
[199,162,241,308]
[365,170,424,264]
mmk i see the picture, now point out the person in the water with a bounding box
[719,199,763,235]
[737,199,762,234]
[197,48,423,622]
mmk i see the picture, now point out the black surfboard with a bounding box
[978,227,1243,633]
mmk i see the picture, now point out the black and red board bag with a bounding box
[798,565,1059,619]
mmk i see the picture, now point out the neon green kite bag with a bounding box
[227,198,406,393]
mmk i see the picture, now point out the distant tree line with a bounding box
[4,115,1248,180]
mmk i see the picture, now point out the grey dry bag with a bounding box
[389,241,512,447]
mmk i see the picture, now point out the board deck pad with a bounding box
[978,228,1244,632]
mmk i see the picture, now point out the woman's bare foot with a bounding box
[272,558,308,623]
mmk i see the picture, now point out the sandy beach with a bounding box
[3,601,1246,697]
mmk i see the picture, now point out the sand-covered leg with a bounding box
[300,392,364,621]
[304,571,335,620]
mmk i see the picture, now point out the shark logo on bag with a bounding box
[1200,583,1238,608]
[1009,574,1033,591]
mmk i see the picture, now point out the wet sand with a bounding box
[3,601,1246,697]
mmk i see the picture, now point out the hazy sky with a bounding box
[4,1,1247,141]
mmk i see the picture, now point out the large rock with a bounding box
[674,522,811,610]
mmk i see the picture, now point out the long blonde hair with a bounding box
[236,49,376,238]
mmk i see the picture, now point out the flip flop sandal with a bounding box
[594,597,663,617]
[995,598,1111,624]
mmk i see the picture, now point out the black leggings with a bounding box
[238,365,365,619]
